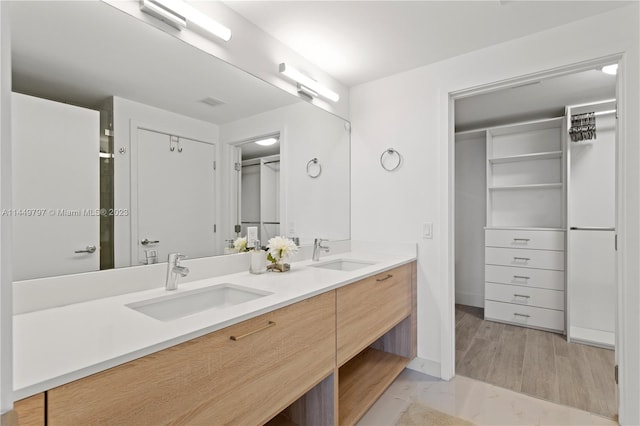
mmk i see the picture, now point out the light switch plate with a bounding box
[423,222,433,239]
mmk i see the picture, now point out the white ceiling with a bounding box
[9,1,299,125]
[455,67,616,131]
[224,1,632,87]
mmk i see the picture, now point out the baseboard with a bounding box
[455,291,484,308]
[407,357,441,378]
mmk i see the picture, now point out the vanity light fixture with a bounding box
[601,64,618,75]
[278,63,340,102]
[254,138,278,146]
[140,0,231,41]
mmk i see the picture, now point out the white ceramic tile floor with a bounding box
[357,369,617,426]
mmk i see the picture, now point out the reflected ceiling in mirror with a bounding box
[10,1,299,124]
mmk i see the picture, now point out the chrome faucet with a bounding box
[312,238,330,261]
[166,253,189,291]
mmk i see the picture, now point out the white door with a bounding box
[11,93,100,280]
[135,128,216,264]
[241,162,260,239]
[260,159,280,241]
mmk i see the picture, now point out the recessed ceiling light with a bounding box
[255,138,277,146]
[602,64,618,75]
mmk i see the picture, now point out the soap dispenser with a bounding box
[249,240,266,274]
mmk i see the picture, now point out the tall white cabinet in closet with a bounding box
[484,117,567,332]
[566,100,616,348]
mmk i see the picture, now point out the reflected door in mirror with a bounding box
[12,93,100,280]
[135,129,216,264]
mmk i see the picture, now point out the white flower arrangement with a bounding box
[266,236,299,264]
[233,236,248,252]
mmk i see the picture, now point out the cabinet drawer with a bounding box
[485,282,564,311]
[485,300,564,331]
[48,291,336,426]
[485,264,565,290]
[337,264,411,366]
[485,229,565,251]
[485,247,565,271]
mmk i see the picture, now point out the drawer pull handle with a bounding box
[513,257,530,262]
[513,238,530,242]
[514,294,531,299]
[230,321,276,341]
[376,274,393,282]
[513,275,530,280]
[514,313,530,318]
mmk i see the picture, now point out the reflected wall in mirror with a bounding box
[9,1,350,281]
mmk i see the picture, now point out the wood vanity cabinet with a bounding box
[41,261,416,426]
[14,393,45,426]
[337,264,412,366]
[47,291,336,426]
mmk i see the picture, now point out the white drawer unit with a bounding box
[485,282,564,311]
[484,300,564,332]
[485,229,565,251]
[485,247,565,271]
[485,265,565,291]
[484,229,566,332]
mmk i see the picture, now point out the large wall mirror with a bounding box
[9,1,350,281]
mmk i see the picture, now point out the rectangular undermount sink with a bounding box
[310,259,375,271]
[126,284,273,321]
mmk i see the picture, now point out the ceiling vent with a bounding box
[200,97,225,108]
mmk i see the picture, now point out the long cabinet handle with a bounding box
[230,321,276,341]
[514,294,531,299]
[513,257,530,261]
[513,275,530,280]
[514,313,531,318]
[376,274,393,282]
[513,238,530,242]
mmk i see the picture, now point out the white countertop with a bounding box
[13,250,415,400]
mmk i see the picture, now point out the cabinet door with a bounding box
[337,264,412,366]
[48,292,335,426]
[14,394,45,426]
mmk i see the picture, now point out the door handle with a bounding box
[75,245,96,254]
[141,239,160,246]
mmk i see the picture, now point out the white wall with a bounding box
[350,5,640,423]
[112,97,220,267]
[103,0,349,120]
[0,1,12,413]
[454,134,486,308]
[220,102,350,245]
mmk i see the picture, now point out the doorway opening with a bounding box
[451,60,619,419]
[229,133,281,250]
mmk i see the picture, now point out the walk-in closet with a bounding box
[454,64,618,419]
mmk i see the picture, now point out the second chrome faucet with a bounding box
[166,253,189,291]
[312,238,330,261]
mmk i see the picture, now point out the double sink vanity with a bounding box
[13,246,417,426]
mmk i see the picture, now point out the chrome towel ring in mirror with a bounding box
[380,148,402,171]
[306,157,322,178]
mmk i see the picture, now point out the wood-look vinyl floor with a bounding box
[455,304,616,419]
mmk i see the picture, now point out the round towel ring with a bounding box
[306,158,322,178]
[380,148,402,171]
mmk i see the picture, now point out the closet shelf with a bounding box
[489,183,563,191]
[488,151,562,164]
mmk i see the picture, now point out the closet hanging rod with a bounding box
[241,221,281,225]
[593,109,616,117]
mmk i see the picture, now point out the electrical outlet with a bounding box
[422,222,433,239]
